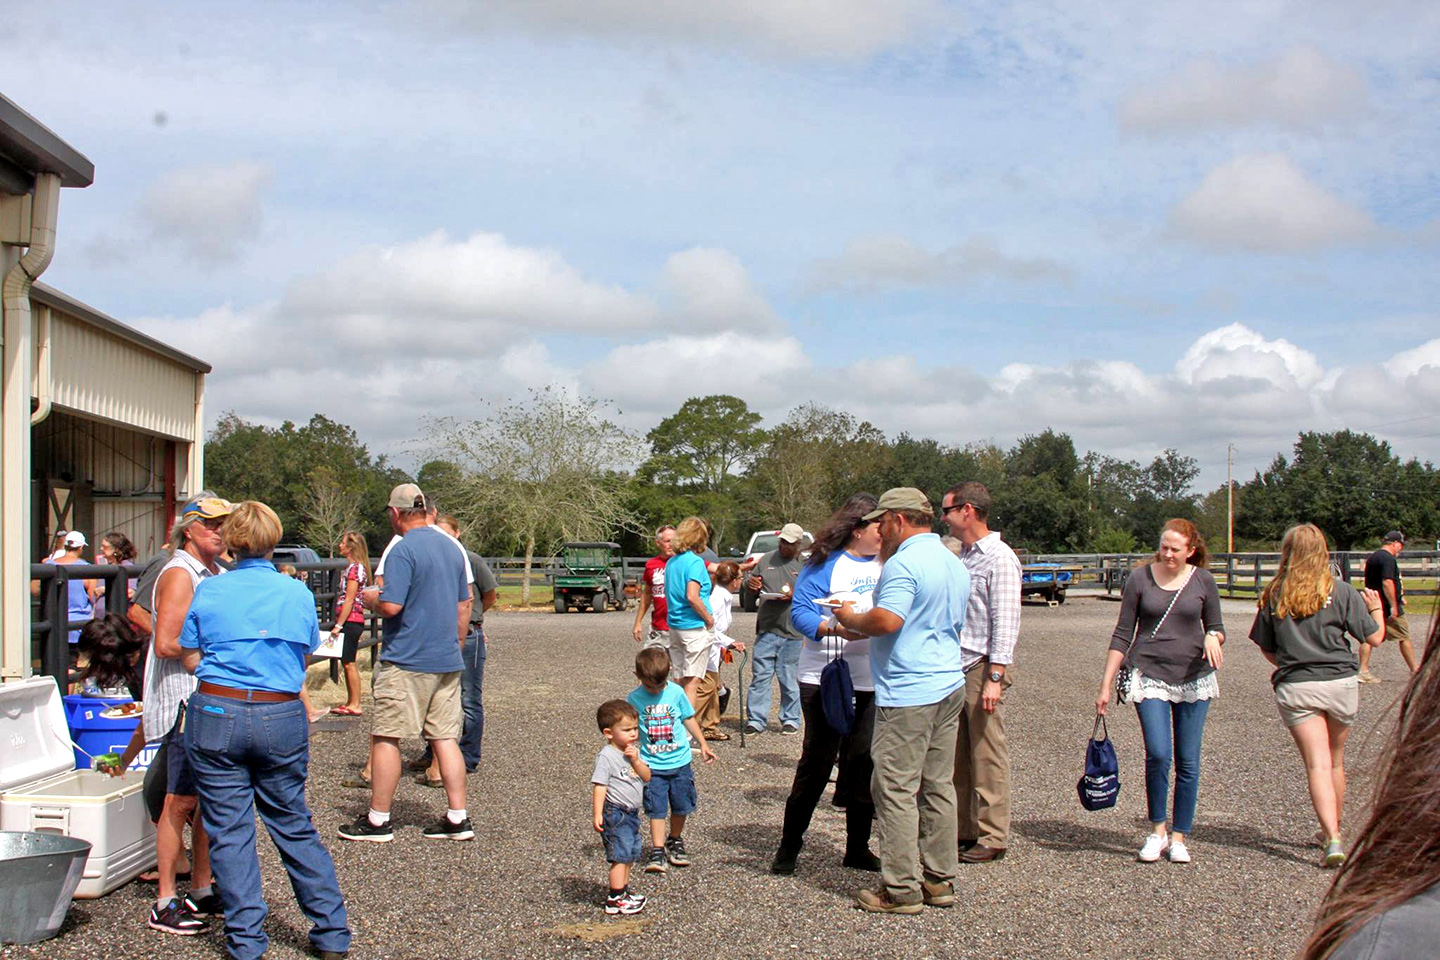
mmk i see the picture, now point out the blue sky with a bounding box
[5,0,1438,489]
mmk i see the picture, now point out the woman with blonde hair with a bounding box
[1249,523,1385,869]
[664,516,716,706]
[328,531,372,717]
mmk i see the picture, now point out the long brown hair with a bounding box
[1303,611,1440,958]
[807,493,879,568]
[1258,523,1333,620]
[340,530,372,582]
[1151,518,1208,568]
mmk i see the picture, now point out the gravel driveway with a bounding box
[6,597,1415,959]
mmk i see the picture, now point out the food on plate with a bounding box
[100,702,143,719]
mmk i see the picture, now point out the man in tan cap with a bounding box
[835,488,970,915]
[745,522,808,734]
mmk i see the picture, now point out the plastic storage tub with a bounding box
[0,832,91,944]
[0,677,156,899]
[62,694,158,771]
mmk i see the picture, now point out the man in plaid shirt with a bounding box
[941,482,1021,864]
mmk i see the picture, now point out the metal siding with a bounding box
[38,307,198,441]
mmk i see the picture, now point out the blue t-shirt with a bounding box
[869,533,971,708]
[378,526,469,673]
[664,551,711,630]
[180,557,321,693]
[626,681,695,771]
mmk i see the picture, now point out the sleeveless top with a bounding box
[141,550,221,741]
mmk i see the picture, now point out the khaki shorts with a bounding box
[668,626,713,680]
[1388,614,1411,643]
[371,661,462,741]
[1275,676,1359,728]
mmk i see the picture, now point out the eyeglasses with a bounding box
[199,518,226,531]
[940,503,970,517]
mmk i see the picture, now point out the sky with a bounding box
[5,0,1439,490]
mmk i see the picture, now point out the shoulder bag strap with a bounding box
[1124,565,1193,666]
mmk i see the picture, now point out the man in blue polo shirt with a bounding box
[835,487,970,915]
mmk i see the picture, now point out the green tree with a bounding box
[747,403,890,530]
[643,395,766,489]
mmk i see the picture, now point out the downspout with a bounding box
[1,173,60,347]
[31,304,51,424]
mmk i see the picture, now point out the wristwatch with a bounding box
[988,670,1003,683]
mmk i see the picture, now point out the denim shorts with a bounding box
[642,763,697,819]
[165,718,197,796]
[602,803,641,864]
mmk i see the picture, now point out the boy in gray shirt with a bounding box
[592,700,651,915]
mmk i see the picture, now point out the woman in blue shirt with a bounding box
[180,501,350,960]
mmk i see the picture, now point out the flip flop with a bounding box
[340,777,372,789]
[413,774,444,789]
[706,731,731,741]
[331,706,363,717]
[138,869,191,883]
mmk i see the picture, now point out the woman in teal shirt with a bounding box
[180,501,350,960]
[664,516,715,706]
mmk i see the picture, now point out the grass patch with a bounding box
[494,583,554,608]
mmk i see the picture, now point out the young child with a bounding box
[695,562,745,741]
[591,700,651,915]
[627,648,716,874]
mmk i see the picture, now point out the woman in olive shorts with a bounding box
[1249,523,1386,869]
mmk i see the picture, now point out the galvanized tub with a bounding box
[0,831,91,944]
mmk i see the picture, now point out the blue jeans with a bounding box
[459,632,486,771]
[185,693,350,960]
[1134,697,1211,835]
[747,631,801,730]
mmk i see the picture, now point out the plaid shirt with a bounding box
[958,532,1022,669]
[141,550,222,741]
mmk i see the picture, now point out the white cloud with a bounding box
[1121,46,1369,133]
[141,162,271,265]
[1169,153,1376,252]
[1175,323,1325,389]
[1385,338,1440,382]
[414,0,949,60]
[659,247,779,332]
[808,235,1070,293]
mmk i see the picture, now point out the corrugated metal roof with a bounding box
[30,284,211,374]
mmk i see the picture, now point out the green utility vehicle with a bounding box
[552,542,629,613]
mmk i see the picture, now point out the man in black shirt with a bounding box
[1359,530,1415,682]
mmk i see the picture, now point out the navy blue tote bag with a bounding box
[1077,716,1120,811]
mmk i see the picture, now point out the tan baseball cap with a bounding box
[862,487,932,521]
[777,523,806,543]
[388,482,427,511]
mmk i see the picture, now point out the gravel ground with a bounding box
[6,597,1419,959]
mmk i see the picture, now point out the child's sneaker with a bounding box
[643,847,668,874]
[605,890,647,915]
[147,898,208,935]
[665,835,691,867]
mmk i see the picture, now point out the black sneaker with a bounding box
[337,815,394,843]
[604,890,647,915]
[770,847,800,875]
[643,847,668,874]
[422,816,475,841]
[148,898,208,935]
[183,891,223,918]
[718,686,731,715]
[665,835,691,867]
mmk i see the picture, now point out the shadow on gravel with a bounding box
[732,750,795,770]
[1013,818,1135,856]
[742,785,790,805]
[1195,823,1314,866]
[555,875,604,906]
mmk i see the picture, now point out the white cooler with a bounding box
[0,677,156,899]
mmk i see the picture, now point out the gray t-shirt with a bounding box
[378,527,469,673]
[755,548,804,640]
[130,553,169,616]
[590,744,643,811]
[1109,565,1225,686]
[1249,579,1378,688]
[1330,882,1440,960]
[466,550,499,633]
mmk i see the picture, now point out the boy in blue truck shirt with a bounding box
[627,647,716,875]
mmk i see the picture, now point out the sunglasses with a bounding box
[940,502,970,517]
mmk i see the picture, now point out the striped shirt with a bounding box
[141,549,222,741]
[958,531,1022,669]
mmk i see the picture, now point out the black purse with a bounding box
[1115,567,1191,704]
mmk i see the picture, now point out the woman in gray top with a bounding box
[1249,523,1384,870]
[1303,612,1440,959]
[1096,519,1225,864]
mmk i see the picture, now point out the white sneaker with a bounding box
[1138,834,1170,862]
[1167,839,1191,863]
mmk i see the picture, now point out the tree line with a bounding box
[204,394,1440,570]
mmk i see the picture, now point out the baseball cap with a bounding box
[777,523,805,543]
[63,531,87,548]
[1383,530,1405,544]
[388,482,427,511]
[862,487,933,521]
[181,496,234,521]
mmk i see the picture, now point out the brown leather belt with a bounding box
[198,681,298,702]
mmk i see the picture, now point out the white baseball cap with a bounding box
[64,531,87,548]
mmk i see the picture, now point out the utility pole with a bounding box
[1227,443,1235,554]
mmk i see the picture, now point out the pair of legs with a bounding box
[778,684,876,863]
[953,662,1012,850]
[747,632,800,731]
[425,633,486,780]
[371,736,467,814]
[643,765,696,851]
[1134,697,1211,845]
[340,622,365,713]
[869,686,965,905]
[669,627,711,708]
[1358,615,1417,676]
[367,663,467,817]
[1289,713,1351,840]
[157,724,211,906]
[186,693,350,960]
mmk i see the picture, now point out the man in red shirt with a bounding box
[633,525,676,649]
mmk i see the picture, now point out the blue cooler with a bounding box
[62,695,159,772]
